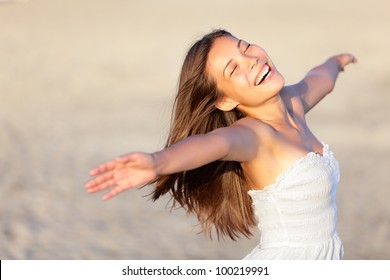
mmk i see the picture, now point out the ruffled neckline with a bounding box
[248,142,332,194]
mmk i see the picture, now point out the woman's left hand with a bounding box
[331,53,357,71]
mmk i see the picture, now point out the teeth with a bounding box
[255,65,270,86]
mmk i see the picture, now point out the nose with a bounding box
[249,57,258,72]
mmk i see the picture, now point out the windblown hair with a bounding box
[151,29,256,240]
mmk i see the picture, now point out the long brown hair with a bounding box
[151,29,256,240]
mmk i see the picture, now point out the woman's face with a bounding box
[207,35,285,112]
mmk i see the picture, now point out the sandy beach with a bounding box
[0,0,389,259]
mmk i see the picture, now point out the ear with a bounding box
[215,96,239,111]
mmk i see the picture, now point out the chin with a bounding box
[268,71,285,94]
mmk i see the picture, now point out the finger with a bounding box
[89,160,118,176]
[85,170,114,189]
[102,186,125,201]
[345,54,355,63]
[116,153,138,163]
[87,178,116,193]
[339,54,357,71]
[347,54,357,64]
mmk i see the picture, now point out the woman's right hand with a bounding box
[85,152,158,200]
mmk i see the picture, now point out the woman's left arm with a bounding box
[284,54,357,113]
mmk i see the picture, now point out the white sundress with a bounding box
[244,143,344,260]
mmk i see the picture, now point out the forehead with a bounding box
[206,36,240,78]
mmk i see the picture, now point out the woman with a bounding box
[85,29,356,259]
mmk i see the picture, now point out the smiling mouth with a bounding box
[255,64,271,86]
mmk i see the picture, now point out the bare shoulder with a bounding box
[232,117,275,142]
[210,117,277,151]
[208,117,270,162]
[231,118,279,173]
[211,117,261,138]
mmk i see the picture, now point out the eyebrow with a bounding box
[223,39,243,78]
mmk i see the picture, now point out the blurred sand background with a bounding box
[0,0,389,259]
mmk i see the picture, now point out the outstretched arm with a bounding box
[282,54,357,113]
[85,123,257,200]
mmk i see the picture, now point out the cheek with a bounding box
[232,68,252,86]
[218,77,241,93]
[216,73,254,101]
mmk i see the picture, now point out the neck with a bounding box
[238,94,293,124]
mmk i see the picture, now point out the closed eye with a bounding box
[230,65,237,76]
[244,44,251,53]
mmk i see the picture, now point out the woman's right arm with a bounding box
[85,122,258,200]
[154,123,258,175]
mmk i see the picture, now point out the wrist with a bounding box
[151,151,163,176]
[326,56,343,72]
